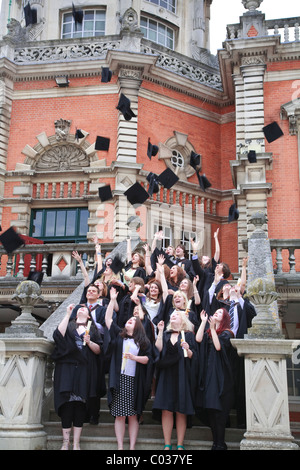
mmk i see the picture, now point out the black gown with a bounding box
[51,321,105,418]
[196,329,234,412]
[152,330,198,423]
[107,322,154,417]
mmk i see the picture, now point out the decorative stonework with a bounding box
[159,131,200,182]
[35,144,90,171]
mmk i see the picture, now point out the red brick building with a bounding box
[0,0,299,413]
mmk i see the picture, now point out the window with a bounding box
[30,208,89,242]
[181,230,197,258]
[154,224,173,250]
[141,16,174,49]
[62,10,106,39]
[287,357,300,398]
[146,0,177,14]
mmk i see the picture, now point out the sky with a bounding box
[210,0,300,54]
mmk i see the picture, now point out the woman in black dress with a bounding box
[195,308,234,450]
[52,303,103,450]
[105,288,153,450]
[153,310,198,450]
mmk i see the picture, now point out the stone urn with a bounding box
[242,0,263,11]
[245,278,283,338]
[6,280,44,336]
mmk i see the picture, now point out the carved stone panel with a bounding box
[35,144,90,171]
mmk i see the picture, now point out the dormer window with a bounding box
[62,9,106,39]
[141,16,175,49]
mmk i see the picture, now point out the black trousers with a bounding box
[60,401,87,429]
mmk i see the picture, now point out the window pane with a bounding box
[32,211,43,237]
[45,211,56,237]
[55,211,66,237]
[85,11,94,20]
[79,209,89,236]
[65,210,76,236]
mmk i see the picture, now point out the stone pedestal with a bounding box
[0,280,53,449]
[232,338,300,450]
[0,337,53,450]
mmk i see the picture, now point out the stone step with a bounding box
[44,421,243,451]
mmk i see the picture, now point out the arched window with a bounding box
[62,9,106,39]
[140,16,175,49]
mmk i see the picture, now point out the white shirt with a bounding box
[121,338,139,376]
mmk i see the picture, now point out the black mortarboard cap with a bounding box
[147,138,159,159]
[75,128,84,140]
[95,136,110,151]
[101,67,112,83]
[0,227,25,254]
[262,121,284,143]
[27,270,44,286]
[124,182,150,207]
[228,203,239,223]
[157,168,179,189]
[110,255,125,274]
[24,3,37,26]
[146,172,160,196]
[247,150,257,163]
[98,185,113,202]
[116,93,136,121]
[190,151,201,170]
[197,173,211,192]
[72,3,83,26]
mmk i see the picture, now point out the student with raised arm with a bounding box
[195,308,234,451]
[105,287,153,450]
[52,303,102,450]
[152,310,198,450]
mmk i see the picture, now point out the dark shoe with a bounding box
[89,416,99,425]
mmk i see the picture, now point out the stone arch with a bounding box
[21,119,98,171]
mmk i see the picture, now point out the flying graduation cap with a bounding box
[124,182,150,207]
[147,138,159,160]
[24,2,37,26]
[110,255,125,275]
[95,136,110,151]
[189,151,211,191]
[146,172,160,196]
[72,3,83,28]
[98,185,113,202]
[101,67,112,83]
[116,94,136,121]
[0,227,25,254]
[75,128,85,140]
[27,270,44,286]
[262,121,284,143]
[228,203,239,223]
[157,168,179,189]
[247,150,257,163]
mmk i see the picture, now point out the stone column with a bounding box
[0,281,53,450]
[231,211,300,450]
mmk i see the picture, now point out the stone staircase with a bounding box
[44,396,246,451]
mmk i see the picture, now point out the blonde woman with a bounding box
[152,310,198,450]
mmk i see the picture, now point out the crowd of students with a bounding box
[51,230,256,451]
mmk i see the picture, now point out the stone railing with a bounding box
[227,16,300,41]
[0,242,108,280]
[270,239,300,276]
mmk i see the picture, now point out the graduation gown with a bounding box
[107,322,153,416]
[196,330,234,412]
[51,322,105,417]
[152,330,198,421]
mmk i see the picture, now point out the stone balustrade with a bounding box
[227,16,300,41]
[270,239,300,276]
